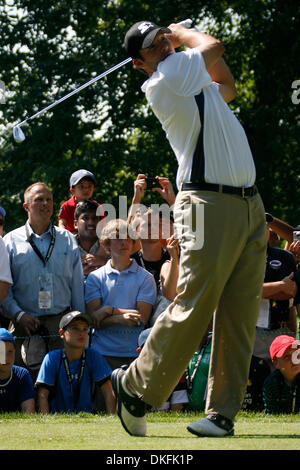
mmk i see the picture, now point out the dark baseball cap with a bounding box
[124,21,171,58]
[59,311,91,330]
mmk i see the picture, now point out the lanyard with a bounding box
[25,223,56,266]
[185,345,206,392]
[137,251,146,269]
[62,349,86,411]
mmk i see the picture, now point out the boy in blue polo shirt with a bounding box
[85,219,157,371]
[35,311,115,414]
[0,328,35,413]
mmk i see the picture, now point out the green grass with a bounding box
[1,411,300,451]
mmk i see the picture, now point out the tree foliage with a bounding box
[0,0,299,232]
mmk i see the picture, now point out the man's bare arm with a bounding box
[167,24,236,103]
[167,24,224,71]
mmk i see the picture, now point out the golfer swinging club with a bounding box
[112,20,267,437]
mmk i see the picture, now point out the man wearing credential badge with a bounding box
[1,183,85,380]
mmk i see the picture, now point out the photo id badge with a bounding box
[38,273,52,310]
[38,289,51,309]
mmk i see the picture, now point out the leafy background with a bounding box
[0,0,299,232]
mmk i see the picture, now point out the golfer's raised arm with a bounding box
[166,23,224,71]
[166,23,236,103]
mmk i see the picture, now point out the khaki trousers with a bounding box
[126,189,266,420]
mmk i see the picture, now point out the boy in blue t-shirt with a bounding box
[35,311,116,413]
[0,328,35,413]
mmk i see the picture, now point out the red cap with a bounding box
[269,335,300,361]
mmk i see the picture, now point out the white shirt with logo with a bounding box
[141,48,256,190]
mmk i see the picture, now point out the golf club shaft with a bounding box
[15,19,193,128]
[17,57,132,127]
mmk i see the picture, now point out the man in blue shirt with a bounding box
[0,328,35,413]
[35,311,115,413]
[2,183,85,376]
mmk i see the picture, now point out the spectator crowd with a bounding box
[0,169,300,415]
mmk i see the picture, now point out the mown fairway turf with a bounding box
[1,411,300,451]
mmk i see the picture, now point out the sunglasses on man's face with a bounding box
[0,220,4,226]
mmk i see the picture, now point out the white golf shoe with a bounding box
[187,414,234,437]
[111,366,147,437]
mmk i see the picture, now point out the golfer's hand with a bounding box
[166,23,188,48]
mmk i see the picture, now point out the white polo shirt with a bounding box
[141,48,256,190]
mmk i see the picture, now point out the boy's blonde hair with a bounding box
[100,218,133,253]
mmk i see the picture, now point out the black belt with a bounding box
[37,307,71,319]
[181,182,258,198]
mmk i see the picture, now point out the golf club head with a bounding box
[13,125,25,143]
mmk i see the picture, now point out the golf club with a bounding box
[12,19,193,143]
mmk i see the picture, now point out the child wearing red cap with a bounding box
[262,335,300,413]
